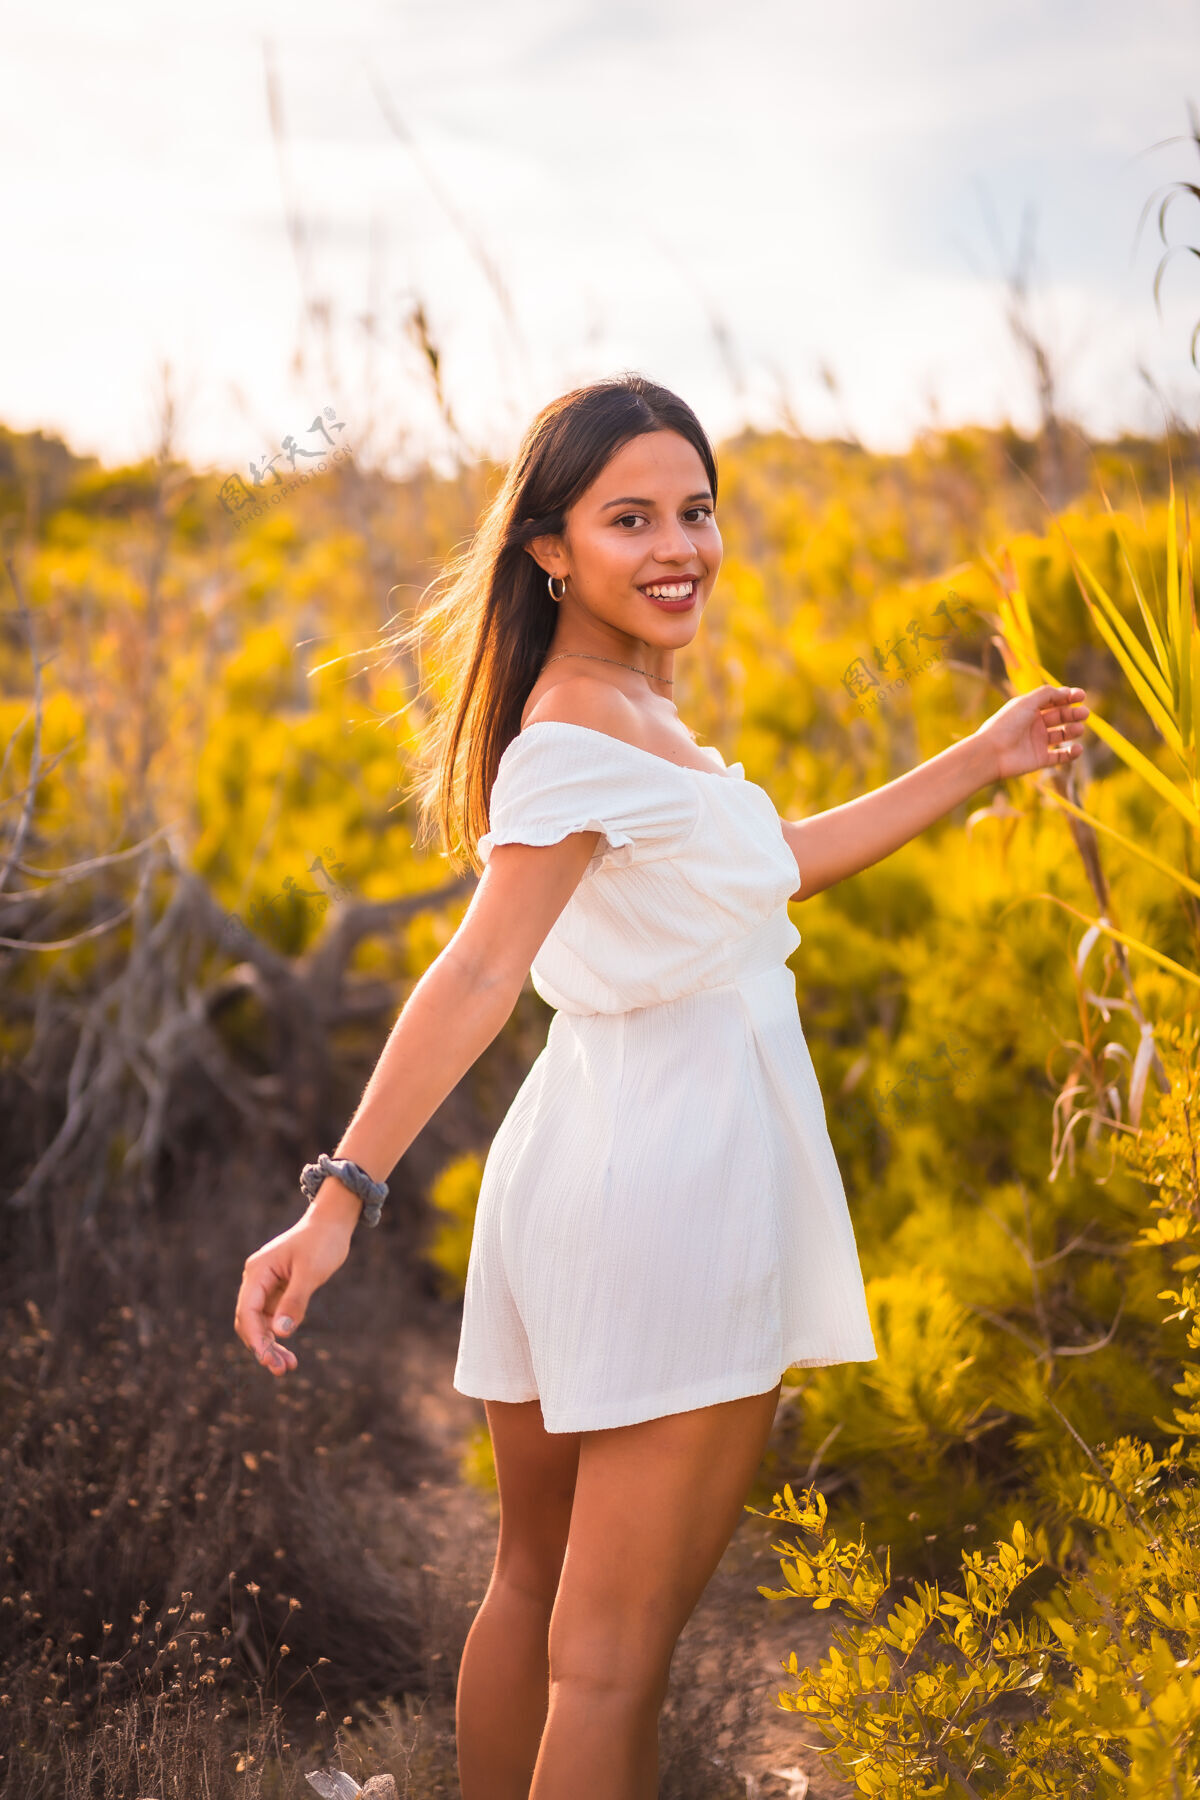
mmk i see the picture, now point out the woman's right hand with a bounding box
[233,1208,355,1377]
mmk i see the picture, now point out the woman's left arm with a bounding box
[780,684,1090,902]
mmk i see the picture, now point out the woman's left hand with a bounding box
[973,684,1090,781]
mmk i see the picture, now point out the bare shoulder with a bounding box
[520,675,644,746]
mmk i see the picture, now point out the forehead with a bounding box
[587,429,710,501]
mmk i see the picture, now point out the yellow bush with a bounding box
[424,1151,485,1300]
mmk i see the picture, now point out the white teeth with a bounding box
[643,582,695,599]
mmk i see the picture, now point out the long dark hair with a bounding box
[391,372,718,873]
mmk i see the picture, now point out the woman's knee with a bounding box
[492,1544,567,1614]
[547,1651,671,1722]
[546,1594,676,1714]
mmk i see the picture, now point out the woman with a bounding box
[234,373,1089,1799]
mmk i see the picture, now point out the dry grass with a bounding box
[0,1138,463,1799]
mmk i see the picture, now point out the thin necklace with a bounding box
[543,650,674,686]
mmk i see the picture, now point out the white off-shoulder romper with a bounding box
[452,720,878,1433]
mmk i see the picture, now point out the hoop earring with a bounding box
[548,573,567,601]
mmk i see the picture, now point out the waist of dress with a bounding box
[547,909,802,1023]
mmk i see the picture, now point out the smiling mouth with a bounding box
[639,579,698,604]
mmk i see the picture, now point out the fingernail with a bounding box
[277,1316,294,1336]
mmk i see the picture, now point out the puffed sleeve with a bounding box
[477,723,699,875]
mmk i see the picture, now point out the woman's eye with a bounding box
[614,507,714,529]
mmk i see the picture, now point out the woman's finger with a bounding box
[1040,688,1089,744]
[235,1261,297,1374]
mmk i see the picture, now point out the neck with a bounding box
[547,628,676,689]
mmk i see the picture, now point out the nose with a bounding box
[651,516,703,565]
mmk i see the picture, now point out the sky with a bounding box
[3,0,1200,480]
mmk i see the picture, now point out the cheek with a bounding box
[596,534,641,578]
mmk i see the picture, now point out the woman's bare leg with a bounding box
[456,1398,580,1800]
[530,1379,783,1800]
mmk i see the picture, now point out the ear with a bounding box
[525,533,566,579]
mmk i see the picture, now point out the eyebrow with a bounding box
[599,491,714,509]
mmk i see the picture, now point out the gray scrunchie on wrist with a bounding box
[299,1154,389,1228]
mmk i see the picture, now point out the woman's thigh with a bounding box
[547,1381,783,1696]
[485,1397,582,1605]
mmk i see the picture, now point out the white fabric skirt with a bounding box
[453,962,877,1433]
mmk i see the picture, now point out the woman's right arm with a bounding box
[233,827,601,1376]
